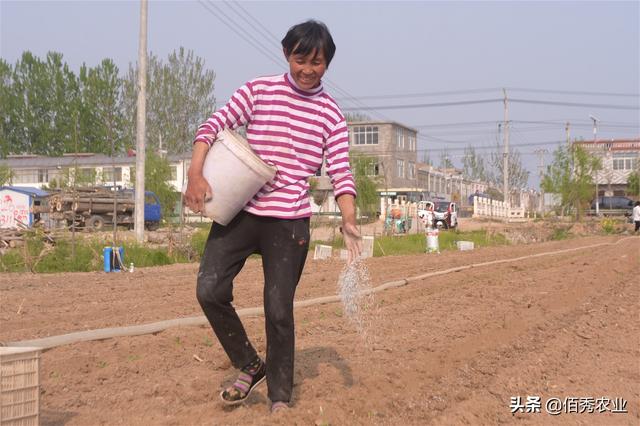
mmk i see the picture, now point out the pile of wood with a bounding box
[0,228,25,248]
[36,187,135,215]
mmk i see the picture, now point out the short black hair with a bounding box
[281,20,336,67]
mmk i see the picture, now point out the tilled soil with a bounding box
[1,234,638,425]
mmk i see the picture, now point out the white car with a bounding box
[417,201,457,230]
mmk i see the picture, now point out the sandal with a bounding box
[271,401,289,413]
[220,358,266,406]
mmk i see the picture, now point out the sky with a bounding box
[1,0,639,189]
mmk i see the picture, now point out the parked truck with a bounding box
[417,200,458,230]
[37,187,161,231]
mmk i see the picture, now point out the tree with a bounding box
[488,145,530,200]
[131,151,179,219]
[626,170,640,198]
[44,165,97,189]
[541,144,601,219]
[462,145,487,181]
[122,48,216,154]
[439,149,453,169]
[0,59,15,157]
[351,154,381,219]
[10,51,80,155]
[344,112,371,122]
[420,150,433,166]
[78,59,125,155]
[0,165,13,185]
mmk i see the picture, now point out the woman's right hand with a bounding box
[184,173,212,214]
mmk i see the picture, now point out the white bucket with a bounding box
[190,129,277,225]
[426,228,439,253]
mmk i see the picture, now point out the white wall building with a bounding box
[0,153,191,192]
[573,138,640,196]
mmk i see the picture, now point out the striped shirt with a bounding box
[193,73,356,219]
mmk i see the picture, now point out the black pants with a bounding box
[196,211,310,403]
[635,221,640,232]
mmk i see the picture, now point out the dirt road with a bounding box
[1,235,638,425]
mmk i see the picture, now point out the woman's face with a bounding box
[286,48,327,91]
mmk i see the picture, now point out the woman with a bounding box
[184,20,362,413]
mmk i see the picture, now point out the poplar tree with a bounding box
[78,59,124,155]
[462,145,487,181]
[488,146,530,198]
[10,51,79,155]
[122,48,216,154]
[541,144,601,219]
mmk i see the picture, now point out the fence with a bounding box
[473,197,526,222]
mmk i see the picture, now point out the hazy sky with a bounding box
[2,1,639,188]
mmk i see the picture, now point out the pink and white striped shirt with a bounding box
[193,73,356,219]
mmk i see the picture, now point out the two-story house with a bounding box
[573,138,640,196]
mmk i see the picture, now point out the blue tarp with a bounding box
[0,186,49,197]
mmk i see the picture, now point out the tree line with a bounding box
[0,48,216,158]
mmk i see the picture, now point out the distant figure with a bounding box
[633,201,640,233]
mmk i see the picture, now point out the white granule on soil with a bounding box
[337,258,376,343]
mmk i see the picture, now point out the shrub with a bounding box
[551,227,570,240]
[600,218,616,234]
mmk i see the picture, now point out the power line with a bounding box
[353,139,565,154]
[510,119,639,128]
[200,1,395,122]
[336,88,503,102]
[412,120,500,128]
[335,87,639,103]
[342,98,503,111]
[221,0,393,121]
[412,119,639,129]
[199,1,285,70]
[223,1,281,46]
[342,98,639,111]
[507,87,638,98]
[510,98,639,110]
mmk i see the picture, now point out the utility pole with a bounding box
[135,0,148,243]
[535,149,548,216]
[111,128,118,248]
[590,115,600,216]
[72,112,78,259]
[502,88,510,206]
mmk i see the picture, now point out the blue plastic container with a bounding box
[103,246,125,272]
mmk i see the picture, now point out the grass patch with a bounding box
[34,240,100,273]
[550,227,571,240]
[600,218,616,234]
[189,228,210,257]
[310,229,508,257]
[0,235,195,273]
[123,243,186,267]
[1,227,508,273]
[373,229,507,256]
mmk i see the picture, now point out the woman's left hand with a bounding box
[341,221,363,264]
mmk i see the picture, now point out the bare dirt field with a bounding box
[1,228,638,425]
